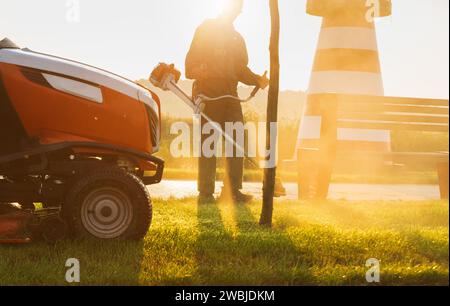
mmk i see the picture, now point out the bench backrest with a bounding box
[306,94,449,133]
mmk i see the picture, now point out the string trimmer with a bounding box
[149,63,286,197]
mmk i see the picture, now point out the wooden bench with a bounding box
[297,93,449,200]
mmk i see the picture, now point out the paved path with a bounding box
[148,180,441,201]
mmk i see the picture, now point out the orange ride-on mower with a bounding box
[0,38,164,243]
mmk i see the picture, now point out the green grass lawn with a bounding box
[0,199,448,285]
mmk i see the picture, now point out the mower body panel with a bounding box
[0,40,163,241]
[0,48,161,156]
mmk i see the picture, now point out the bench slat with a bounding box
[338,103,449,115]
[337,120,449,132]
[334,151,449,165]
[390,152,449,164]
[337,112,449,124]
[337,95,449,107]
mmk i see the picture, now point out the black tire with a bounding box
[63,167,152,240]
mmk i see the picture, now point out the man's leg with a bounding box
[220,103,252,203]
[198,154,217,196]
[198,116,218,203]
[224,156,243,192]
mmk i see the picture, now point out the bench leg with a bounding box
[298,164,315,200]
[298,149,318,200]
[437,162,449,200]
[297,149,334,200]
[315,162,333,200]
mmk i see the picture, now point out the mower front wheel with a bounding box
[64,167,152,240]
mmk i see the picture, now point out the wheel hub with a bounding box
[81,187,133,239]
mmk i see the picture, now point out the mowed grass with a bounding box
[0,199,448,286]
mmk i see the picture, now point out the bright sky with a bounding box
[1,0,448,98]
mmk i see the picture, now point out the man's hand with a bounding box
[257,72,269,89]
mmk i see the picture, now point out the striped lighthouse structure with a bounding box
[297,0,392,153]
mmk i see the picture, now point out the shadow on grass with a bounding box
[0,240,144,285]
[69,240,145,285]
[404,230,449,264]
[195,200,315,285]
[234,203,316,285]
[195,201,234,285]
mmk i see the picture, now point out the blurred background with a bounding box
[1,0,448,182]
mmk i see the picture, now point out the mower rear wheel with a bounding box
[64,167,152,240]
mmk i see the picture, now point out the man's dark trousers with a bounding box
[198,97,244,196]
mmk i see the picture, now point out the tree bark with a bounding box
[260,0,280,227]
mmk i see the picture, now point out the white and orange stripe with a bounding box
[297,0,392,153]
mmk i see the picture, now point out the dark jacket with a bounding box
[185,18,260,97]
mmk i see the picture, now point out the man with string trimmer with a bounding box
[185,0,269,204]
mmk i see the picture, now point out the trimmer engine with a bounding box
[150,63,181,91]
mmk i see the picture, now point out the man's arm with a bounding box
[238,66,261,87]
[235,33,268,88]
[186,24,208,80]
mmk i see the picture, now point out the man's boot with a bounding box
[197,193,216,205]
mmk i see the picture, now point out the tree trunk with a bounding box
[260,0,280,227]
